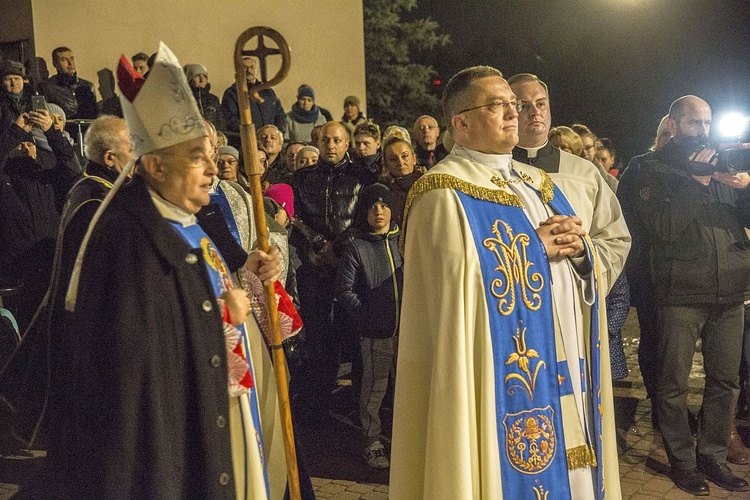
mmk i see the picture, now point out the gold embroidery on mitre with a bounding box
[503,406,557,474]
[484,220,544,316]
[566,444,598,470]
[504,322,547,401]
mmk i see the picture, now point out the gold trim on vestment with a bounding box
[399,171,555,254]
[566,444,598,470]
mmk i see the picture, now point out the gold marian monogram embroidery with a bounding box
[483,220,544,316]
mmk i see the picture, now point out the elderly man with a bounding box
[390,66,622,499]
[412,114,447,169]
[636,95,750,495]
[257,124,285,185]
[222,56,285,137]
[42,44,279,499]
[40,46,97,120]
[292,121,376,425]
[0,115,133,450]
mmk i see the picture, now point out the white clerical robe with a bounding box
[390,150,622,499]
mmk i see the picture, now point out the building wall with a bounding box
[31,0,366,119]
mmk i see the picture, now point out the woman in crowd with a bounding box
[285,84,326,143]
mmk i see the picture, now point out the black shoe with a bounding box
[671,468,709,496]
[697,460,749,492]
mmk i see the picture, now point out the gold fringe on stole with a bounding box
[566,444,598,470]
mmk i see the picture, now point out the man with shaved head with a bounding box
[291,120,376,425]
[636,95,750,495]
[413,114,447,168]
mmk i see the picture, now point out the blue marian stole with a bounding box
[457,182,602,500]
[170,222,270,498]
[210,184,243,248]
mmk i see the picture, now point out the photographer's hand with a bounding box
[15,113,32,133]
[689,148,717,186]
[713,172,750,189]
[28,109,53,132]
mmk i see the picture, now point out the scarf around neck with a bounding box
[290,101,320,124]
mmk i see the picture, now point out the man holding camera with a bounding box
[636,95,750,495]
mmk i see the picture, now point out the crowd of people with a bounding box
[0,42,749,499]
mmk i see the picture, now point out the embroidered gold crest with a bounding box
[503,406,557,474]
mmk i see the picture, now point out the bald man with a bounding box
[413,114,447,168]
[617,115,671,403]
[291,121,376,425]
[636,95,750,495]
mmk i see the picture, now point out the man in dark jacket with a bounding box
[291,121,376,425]
[184,63,226,131]
[636,95,750,495]
[39,47,97,120]
[221,56,285,138]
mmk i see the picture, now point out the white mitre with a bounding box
[117,41,207,157]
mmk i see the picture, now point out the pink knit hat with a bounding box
[264,183,295,219]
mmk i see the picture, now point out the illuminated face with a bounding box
[414,116,439,149]
[511,80,551,148]
[295,150,318,170]
[344,102,359,120]
[297,96,313,111]
[354,135,380,157]
[133,59,149,76]
[190,74,208,89]
[596,148,615,169]
[50,113,65,131]
[258,126,282,155]
[257,150,268,176]
[286,143,304,171]
[54,50,76,76]
[110,123,135,172]
[367,201,392,234]
[384,141,416,178]
[243,57,259,83]
[318,123,349,164]
[453,76,519,154]
[2,75,24,94]
[674,101,712,140]
[155,136,218,214]
[217,153,239,181]
[581,135,596,162]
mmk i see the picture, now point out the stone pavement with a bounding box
[3,309,750,499]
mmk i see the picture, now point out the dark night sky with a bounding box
[410,0,750,161]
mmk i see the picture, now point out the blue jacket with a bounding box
[221,83,286,134]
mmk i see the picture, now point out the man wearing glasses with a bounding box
[390,66,623,499]
[413,114,447,168]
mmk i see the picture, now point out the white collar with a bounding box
[148,186,197,227]
[518,141,548,158]
[453,145,513,172]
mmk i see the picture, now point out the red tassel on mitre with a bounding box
[117,54,145,103]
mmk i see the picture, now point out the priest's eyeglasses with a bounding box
[458,99,523,115]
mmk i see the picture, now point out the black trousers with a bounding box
[626,263,660,398]
[655,303,744,470]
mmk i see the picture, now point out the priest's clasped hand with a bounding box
[244,245,282,286]
[537,215,587,259]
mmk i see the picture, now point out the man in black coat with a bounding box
[39,47,98,120]
[636,95,750,495]
[292,121,376,425]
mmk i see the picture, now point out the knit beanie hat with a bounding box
[46,103,66,121]
[356,183,395,229]
[296,145,319,158]
[264,183,295,219]
[297,84,315,101]
[218,145,239,160]
[344,95,360,108]
[0,60,25,79]
[184,63,208,82]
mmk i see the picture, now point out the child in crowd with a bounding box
[335,183,403,469]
